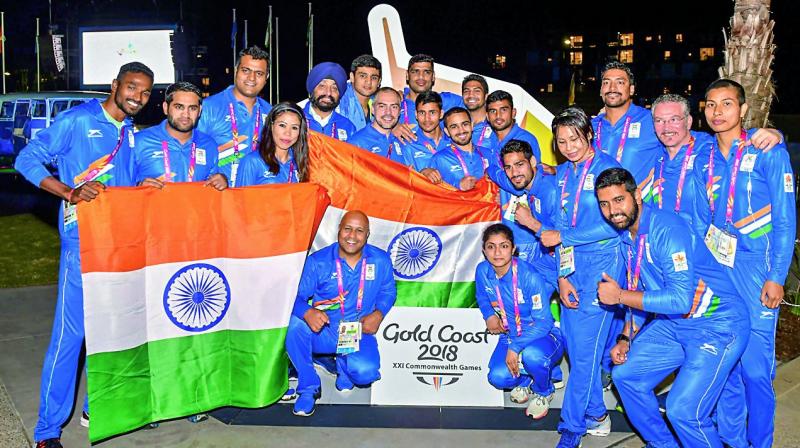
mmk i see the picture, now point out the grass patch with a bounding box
[0,213,60,288]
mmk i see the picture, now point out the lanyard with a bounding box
[657,136,695,212]
[81,126,126,183]
[161,140,197,182]
[626,234,646,291]
[288,160,297,183]
[403,94,410,125]
[707,130,747,225]
[493,259,521,336]
[560,155,595,228]
[386,138,394,158]
[451,144,471,177]
[334,257,367,318]
[596,116,632,162]
[229,103,261,157]
[477,122,490,147]
[424,141,436,154]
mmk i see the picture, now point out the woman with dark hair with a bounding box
[475,223,564,420]
[538,106,624,448]
[237,102,309,186]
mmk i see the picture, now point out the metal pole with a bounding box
[243,19,248,49]
[268,5,272,104]
[232,8,236,79]
[36,18,40,92]
[307,3,312,72]
[276,17,279,103]
[1,12,6,94]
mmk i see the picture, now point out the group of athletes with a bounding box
[14,43,795,448]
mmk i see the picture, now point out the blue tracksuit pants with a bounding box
[285,315,381,396]
[487,330,564,396]
[717,256,779,448]
[35,244,89,442]
[557,250,623,435]
[614,307,750,448]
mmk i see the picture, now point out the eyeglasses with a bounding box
[653,115,687,126]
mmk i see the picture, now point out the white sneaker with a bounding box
[509,385,531,404]
[585,414,611,436]
[525,393,554,420]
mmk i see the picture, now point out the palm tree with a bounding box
[719,0,775,128]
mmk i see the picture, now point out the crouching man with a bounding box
[286,210,396,416]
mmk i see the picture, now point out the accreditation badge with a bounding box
[628,122,641,138]
[195,148,207,165]
[740,154,757,172]
[366,263,376,280]
[503,196,523,222]
[704,224,737,268]
[583,174,595,191]
[558,245,576,277]
[229,162,239,188]
[63,200,78,228]
[337,321,362,355]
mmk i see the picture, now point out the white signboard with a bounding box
[371,307,503,407]
[81,29,176,86]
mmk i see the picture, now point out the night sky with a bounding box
[3,1,799,118]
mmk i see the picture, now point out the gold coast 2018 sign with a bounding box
[371,307,503,407]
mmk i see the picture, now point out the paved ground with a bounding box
[1,285,798,447]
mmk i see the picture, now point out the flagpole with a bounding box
[267,5,273,104]
[231,8,237,79]
[36,18,41,92]
[275,17,279,102]
[1,12,6,94]
[307,3,312,72]
[243,19,248,49]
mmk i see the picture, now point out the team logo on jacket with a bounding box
[388,227,443,279]
[163,263,231,332]
[87,129,103,138]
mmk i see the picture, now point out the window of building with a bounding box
[664,50,672,61]
[619,33,634,46]
[619,49,634,63]
[569,51,583,65]
[492,55,507,69]
[569,35,583,48]
[675,33,684,43]
[645,36,653,42]
[547,84,554,93]
[700,48,715,61]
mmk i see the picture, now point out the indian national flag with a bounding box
[78,182,330,442]
[307,131,500,308]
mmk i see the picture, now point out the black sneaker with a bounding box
[80,410,90,428]
[36,439,63,448]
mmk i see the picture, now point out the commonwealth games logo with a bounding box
[413,372,463,391]
[388,227,443,279]
[163,263,231,332]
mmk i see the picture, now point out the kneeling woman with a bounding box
[237,102,309,186]
[475,223,564,419]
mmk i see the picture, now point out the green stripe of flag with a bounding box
[87,328,288,442]
[395,281,477,308]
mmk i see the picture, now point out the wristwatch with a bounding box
[615,333,631,344]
